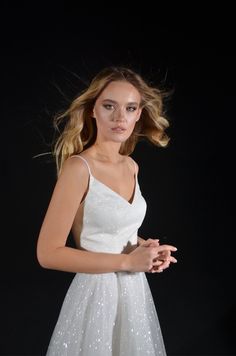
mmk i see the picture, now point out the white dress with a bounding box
[46,155,167,356]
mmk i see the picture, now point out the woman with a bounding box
[37,66,178,355]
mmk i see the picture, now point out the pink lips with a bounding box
[111,126,126,133]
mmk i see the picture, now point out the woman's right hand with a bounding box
[125,243,158,272]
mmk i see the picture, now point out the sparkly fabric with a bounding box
[46,155,166,356]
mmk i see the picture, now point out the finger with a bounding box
[146,238,159,245]
[148,265,162,273]
[142,246,161,259]
[159,261,170,270]
[155,255,177,264]
[152,259,163,267]
[157,245,177,253]
[143,239,159,247]
[151,267,165,273]
[154,259,170,269]
[157,250,171,260]
[151,257,176,272]
[139,241,153,248]
[152,262,170,273]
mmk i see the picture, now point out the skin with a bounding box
[93,80,142,146]
[36,80,177,274]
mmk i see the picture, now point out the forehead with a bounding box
[98,80,141,103]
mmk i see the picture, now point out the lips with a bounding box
[111,126,126,132]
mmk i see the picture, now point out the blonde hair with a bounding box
[52,67,170,176]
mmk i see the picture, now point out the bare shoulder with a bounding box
[48,155,90,208]
[59,155,89,184]
[63,155,87,172]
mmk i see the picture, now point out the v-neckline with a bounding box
[91,173,137,206]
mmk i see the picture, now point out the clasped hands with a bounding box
[138,237,177,273]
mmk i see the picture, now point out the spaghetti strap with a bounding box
[70,155,92,176]
[71,155,136,181]
[129,156,137,177]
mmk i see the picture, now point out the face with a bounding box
[92,81,142,143]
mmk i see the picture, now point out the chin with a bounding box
[111,135,131,143]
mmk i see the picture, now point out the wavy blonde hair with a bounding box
[52,66,170,176]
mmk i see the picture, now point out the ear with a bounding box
[91,108,96,118]
[136,107,142,121]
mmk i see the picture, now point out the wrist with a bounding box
[120,254,131,272]
[138,237,145,245]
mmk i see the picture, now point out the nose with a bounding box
[113,107,126,121]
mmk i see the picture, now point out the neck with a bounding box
[91,141,123,163]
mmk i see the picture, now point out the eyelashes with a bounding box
[127,107,137,112]
[103,104,137,112]
[103,104,114,110]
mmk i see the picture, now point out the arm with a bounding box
[36,157,158,274]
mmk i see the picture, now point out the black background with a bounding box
[1,2,235,355]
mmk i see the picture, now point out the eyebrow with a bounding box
[102,99,139,105]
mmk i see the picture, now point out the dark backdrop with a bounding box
[1,3,235,355]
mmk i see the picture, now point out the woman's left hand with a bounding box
[150,249,177,273]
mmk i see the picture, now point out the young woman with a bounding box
[37,66,178,355]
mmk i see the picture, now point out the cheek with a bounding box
[128,108,141,123]
[127,115,138,128]
[95,114,112,131]
[94,107,112,120]
[94,108,109,126]
[125,120,137,136]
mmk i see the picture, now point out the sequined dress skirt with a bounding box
[46,271,166,356]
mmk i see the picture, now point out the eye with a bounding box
[103,104,114,110]
[127,106,137,112]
